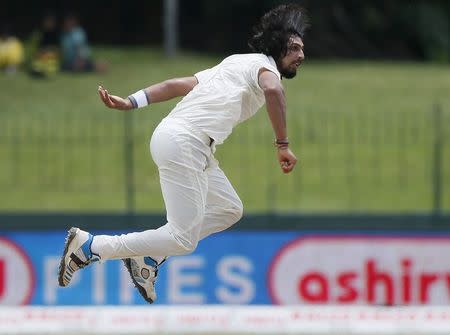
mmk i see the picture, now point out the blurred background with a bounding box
[0,0,450,334]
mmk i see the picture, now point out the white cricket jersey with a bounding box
[166,53,281,145]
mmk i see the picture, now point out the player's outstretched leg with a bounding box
[122,256,166,304]
[58,227,100,287]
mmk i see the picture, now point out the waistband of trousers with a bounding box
[162,117,214,147]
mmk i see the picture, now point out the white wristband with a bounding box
[128,90,150,108]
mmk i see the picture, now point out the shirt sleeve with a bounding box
[194,67,214,83]
[249,59,281,90]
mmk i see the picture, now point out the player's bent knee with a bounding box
[233,203,244,222]
[171,231,199,255]
[179,239,198,254]
[227,200,244,226]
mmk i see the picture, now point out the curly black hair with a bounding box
[248,3,310,60]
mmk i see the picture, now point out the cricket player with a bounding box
[58,3,308,303]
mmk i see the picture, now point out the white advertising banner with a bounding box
[268,236,450,305]
[2,306,450,334]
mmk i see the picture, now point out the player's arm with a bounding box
[258,69,298,174]
[98,76,198,111]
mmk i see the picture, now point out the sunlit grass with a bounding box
[0,47,449,213]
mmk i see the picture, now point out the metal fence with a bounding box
[0,105,448,214]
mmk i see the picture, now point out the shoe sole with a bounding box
[122,258,154,304]
[58,227,80,287]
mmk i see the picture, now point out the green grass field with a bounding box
[0,47,449,213]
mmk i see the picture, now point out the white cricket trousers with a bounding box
[92,117,243,261]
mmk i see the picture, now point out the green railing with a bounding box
[0,105,448,214]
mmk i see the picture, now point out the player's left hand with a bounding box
[98,85,133,111]
[277,147,297,173]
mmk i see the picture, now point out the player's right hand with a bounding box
[98,85,133,111]
[277,147,298,174]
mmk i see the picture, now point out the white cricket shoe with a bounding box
[123,256,164,304]
[58,227,100,287]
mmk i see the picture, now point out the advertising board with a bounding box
[1,230,450,305]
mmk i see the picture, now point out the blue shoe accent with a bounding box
[80,234,93,258]
[80,234,99,262]
[143,256,158,267]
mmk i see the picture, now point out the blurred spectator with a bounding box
[60,13,107,73]
[28,11,60,78]
[0,23,24,74]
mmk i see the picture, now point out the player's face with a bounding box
[278,36,305,79]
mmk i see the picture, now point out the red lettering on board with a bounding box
[366,259,394,305]
[298,272,328,303]
[337,272,358,303]
[0,259,5,298]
